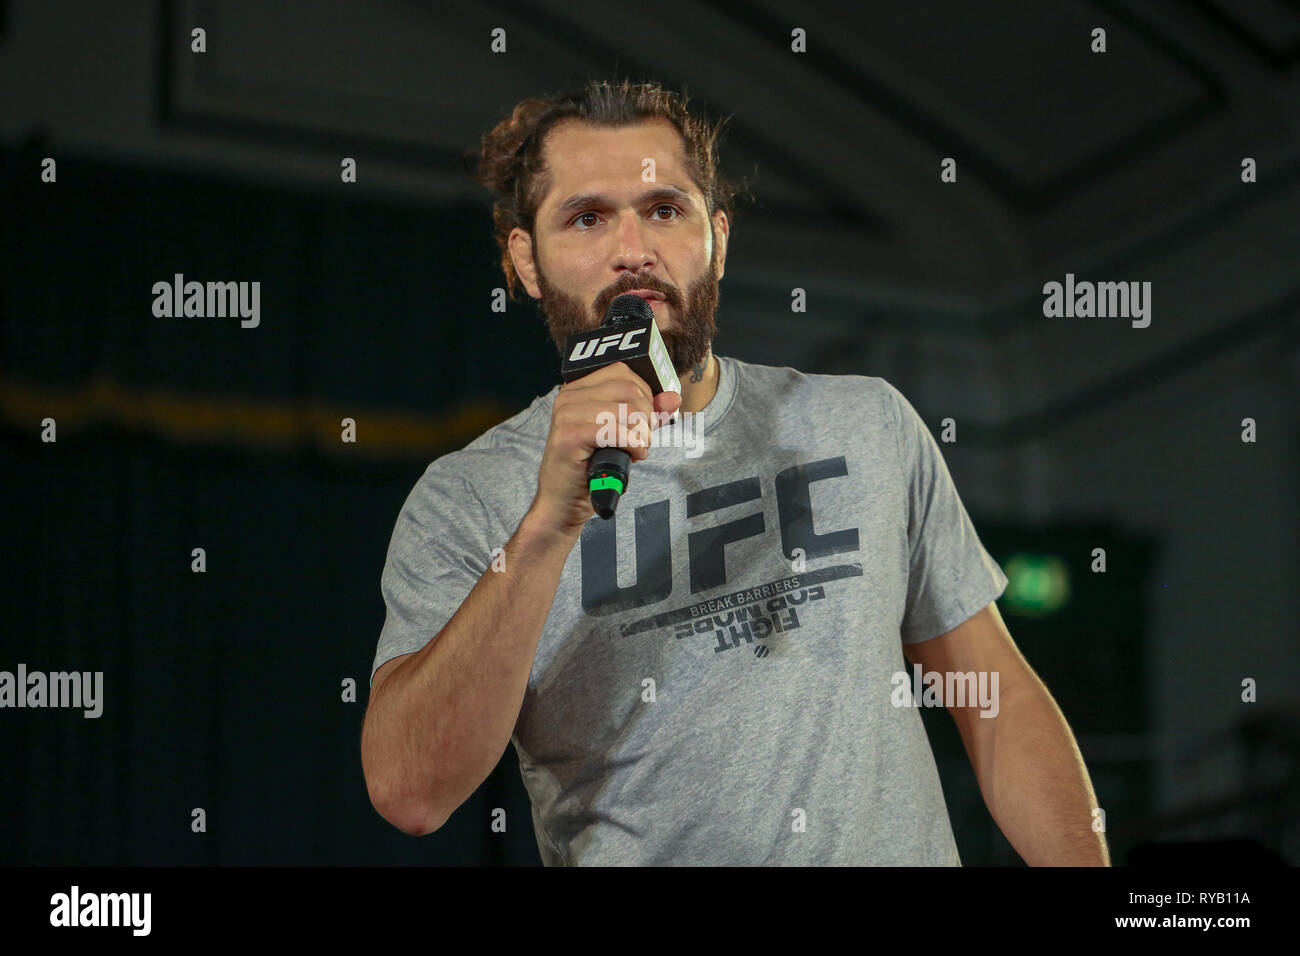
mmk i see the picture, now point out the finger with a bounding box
[653,391,682,420]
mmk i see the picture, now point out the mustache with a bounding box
[597,286,676,314]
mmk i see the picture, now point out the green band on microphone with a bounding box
[589,475,625,494]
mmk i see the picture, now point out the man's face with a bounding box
[509,118,729,375]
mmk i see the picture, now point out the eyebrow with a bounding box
[554,185,695,219]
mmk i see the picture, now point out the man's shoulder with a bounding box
[727,355,898,411]
[414,385,558,490]
[461,386,559,452]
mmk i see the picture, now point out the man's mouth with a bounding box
[626,289,666,302]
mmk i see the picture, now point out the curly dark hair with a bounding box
[463,76,753,301]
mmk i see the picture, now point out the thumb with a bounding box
[653,390,682,423]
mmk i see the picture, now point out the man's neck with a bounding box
[678,350,719,414]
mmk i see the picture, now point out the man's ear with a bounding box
[712,210,729,281]
[509,228,541,299]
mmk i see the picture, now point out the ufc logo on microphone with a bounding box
[568,328,646,362]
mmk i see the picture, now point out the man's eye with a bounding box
[572,206,680,229]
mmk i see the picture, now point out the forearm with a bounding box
[971,680,1110,865]
[361,509,579,833]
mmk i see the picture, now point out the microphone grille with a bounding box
[604,293,655,325]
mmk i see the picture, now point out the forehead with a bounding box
[538,119,694,205]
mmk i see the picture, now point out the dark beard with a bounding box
[535,255,719,376]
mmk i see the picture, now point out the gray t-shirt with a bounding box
[371,354,1008,865]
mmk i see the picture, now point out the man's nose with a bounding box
[611,210,655,270]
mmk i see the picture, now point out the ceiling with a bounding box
[3,0,1298,401]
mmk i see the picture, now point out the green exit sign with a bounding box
[1003,552,1070,616]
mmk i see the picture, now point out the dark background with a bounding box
[2,0,1297,865]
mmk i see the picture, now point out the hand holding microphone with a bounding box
[526,293,683,537]
[561,293,683,519]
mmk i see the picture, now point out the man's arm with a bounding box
[361,364,681,837]
[362,510,579,836]
[903,601,1111,865]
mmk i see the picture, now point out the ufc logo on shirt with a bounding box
[579,456,860,611]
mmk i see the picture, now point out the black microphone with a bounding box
[561,292,683,519]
